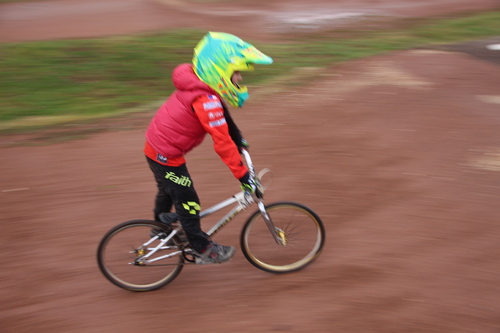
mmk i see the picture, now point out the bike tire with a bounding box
[240,202,325,273]
[97,219,184,292]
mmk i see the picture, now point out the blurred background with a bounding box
[1,0,500,332]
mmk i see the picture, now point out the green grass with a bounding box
[1,11,500,130]
[0,30,203,123]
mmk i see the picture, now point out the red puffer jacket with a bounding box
[146,63,215,158]
[145,63,248,179]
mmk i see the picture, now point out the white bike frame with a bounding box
[135,150,285,265]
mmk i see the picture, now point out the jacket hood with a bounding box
[172,63,214,93]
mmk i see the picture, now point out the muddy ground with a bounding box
[1,0,500,332]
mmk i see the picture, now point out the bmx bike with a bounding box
[97,150,325,291]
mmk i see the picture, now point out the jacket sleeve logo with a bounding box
[203,101,222,111]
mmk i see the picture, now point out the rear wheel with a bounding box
[97,220,184,292]
[240,202,325,273]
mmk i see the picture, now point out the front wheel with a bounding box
[97,220,184,292]
[240,202,325,273]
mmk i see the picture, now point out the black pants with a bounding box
[146,157,209,252]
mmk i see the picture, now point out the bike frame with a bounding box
[205,150,285,243]
[137,150,285,265]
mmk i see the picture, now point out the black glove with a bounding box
[237,138,250,153]
[239,172,263,198]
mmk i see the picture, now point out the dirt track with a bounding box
[2,1,500,332]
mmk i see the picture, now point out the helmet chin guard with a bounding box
[193,32,273,107]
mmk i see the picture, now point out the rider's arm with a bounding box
[192,95,248,179]
[223,106,248,151]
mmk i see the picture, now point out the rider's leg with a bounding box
[146,158,235,263]
[146,157,173,221]
[146,158,209,252]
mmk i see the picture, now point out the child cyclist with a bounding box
[144,32,273,265]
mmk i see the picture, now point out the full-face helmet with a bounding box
[193,32,273,107]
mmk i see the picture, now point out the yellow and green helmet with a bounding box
[193,32,273,108]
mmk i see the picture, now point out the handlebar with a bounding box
[241,149,255,179]
[240,149,264,199]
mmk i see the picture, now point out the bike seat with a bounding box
[159,212,179,225]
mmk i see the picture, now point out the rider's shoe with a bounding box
[194,242,236,265]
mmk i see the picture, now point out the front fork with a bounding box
[257,200,287,246]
